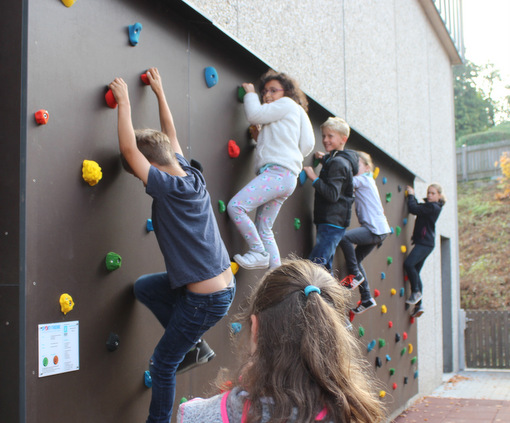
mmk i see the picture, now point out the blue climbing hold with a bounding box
[144,370,152,388]
[382,177,387,184]
[390,227,394,234]
[298,170,307,186]
[414,370,419,379]
[386,354,392,361]
[128,22,143,46]
[381,272,386,280]
[204,67,218,88]
[146,219,154,232]
[400,287,405,297]
[367,339,376,352]
[231,322,242,334]
[403,217,408,225]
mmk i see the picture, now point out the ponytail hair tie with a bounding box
[304,285,321,297]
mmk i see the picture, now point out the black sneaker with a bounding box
[405,291,423,305]
[411,304,424,318]
[352,298,377,314]
[340,272,365,290]
[176,339,216,375]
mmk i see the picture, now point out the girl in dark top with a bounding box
[404,183,446,317]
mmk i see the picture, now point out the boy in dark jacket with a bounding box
[303,117,359,272]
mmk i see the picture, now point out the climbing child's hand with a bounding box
[314,151,325,160]
[242,82,255,93]
[109,78,130,105]
[303,166,317,181]
[147,67,164,95]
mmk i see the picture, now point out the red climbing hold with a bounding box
[105,89,117,108]
[403,332,408,340]
[404,275,409,282]
[141,73,150,85]
[392,382,397,390]
[388,321,393,328]
[349,310,355,322]
[410,316,415,324]
[374,289,380,298]
[228,140,240,158]
[34,109,49,125]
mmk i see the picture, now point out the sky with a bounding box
[461,0,510,103]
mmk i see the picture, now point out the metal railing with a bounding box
[432,0,465,61]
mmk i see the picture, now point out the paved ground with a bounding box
[392,370,510,422]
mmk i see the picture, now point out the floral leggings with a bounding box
[227,165,297,268]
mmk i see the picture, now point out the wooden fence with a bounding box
[456,140,510,181]
[465,310,510,369]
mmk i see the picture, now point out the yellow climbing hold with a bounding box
[373,167,380,179]
[401,245,407,253]
[82,160,102,186]
[390,288,396,296]
[59,293,74,315]
[381,304,387,314]
[231,261,239,275]
[408,343,413,354]
[61,0,76,7]
[379,390,386,398]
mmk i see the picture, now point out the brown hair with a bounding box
[258,69,309,112]
[226,258,386,423]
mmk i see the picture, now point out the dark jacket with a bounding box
[312,149,359,227]
[407,195,443,247]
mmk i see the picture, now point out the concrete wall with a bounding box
[186,0,461,398]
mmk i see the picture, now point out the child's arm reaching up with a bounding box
[109,78,151,185]
[146,67,183,157]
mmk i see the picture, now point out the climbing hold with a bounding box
[141,73,150,85]
[298,170,307,186]
[128,22,143,46]
[404,377,409,384]
[404,275,409,282]
[388,321,393,328]
[379,390,386,398]
[358,326,365,337]
[403,332,408,340]
[34,109,49,125]
[373,167,380,179]
[411,356,417,364]
[294,218,301,230]
[61,0,76,7]
[375,357,382,368]
[349,309,355,322]
[146,219,154,232]
[390,227,394,234]
[231,261,239,275]
[410,316,416,324]
[400,347,406,356]
[190,159,203,172]
[404,189,408,197]
[389,368,395,375]
[381,305,387,314]
[106,332,120,351]
[408,343,413,354]
[382,177,387,184]
[387,256,393,265]
[403,217,408,225]
[378,338,386,348]
[180,397,187,404]
[386,354,391,361]
[237,86,246,102]
[218,200,226,213]
[380,272,386,280]
[313,157,320,168]
[395,226,402,236]
[144,370,152,388]
[231,322,242,334]
[374,289,380,298]
[390,288,396,296]
[105,252,122,271]
[228,140,240,158]
[82,159,102,186]
[398,185,402,192]
[59,293,74,315]
[401,245,407,253]
[392,382,398,390]
[204,66,218,88]
[395,333,401,342]
[105,89,117,108]
[385,192,392,202]
[414,370,419,379]
[367,339,376,352]
[399,287,405,297]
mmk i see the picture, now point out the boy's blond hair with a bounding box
[320,117,350,138]
[357,151,374,172]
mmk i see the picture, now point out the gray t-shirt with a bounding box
[146,154,230,288]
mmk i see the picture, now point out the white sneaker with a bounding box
[233,251,269,270]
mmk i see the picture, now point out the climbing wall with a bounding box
[2,0,419,421]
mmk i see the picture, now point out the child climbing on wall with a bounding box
[109,68,235,423]
[177,258,386,423]
[228,70,314,270]
[338,151,391,314]
[404,183,446,318]
[303,117,359,273]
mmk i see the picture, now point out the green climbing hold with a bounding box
[395,226,402,236]
[411,356,417,364]
[313,157,320,168]
[400,347,407,356]
[218,200,226,213]
[105,252,122,271]
[358,326,365,337]
[294,218,301,230]
[389,368,395,375]
[180,397,188,404]
[385,192,392,202]
[378,338,386,348]
[387,256,393,265]
[237,86,246,103]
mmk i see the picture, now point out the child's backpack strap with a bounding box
[220,390,232,422]
[240,401,328,422]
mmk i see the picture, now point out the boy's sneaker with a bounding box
[406,291,423,305]
[233,251,269,270]
[411,304,425,318]
[176,339,215,375]
[352,298,377,314]
[340,272,365,290]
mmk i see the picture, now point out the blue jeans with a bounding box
[308,224,346,270]
[339,227,388,301]
[134,272,236,423]
[403,244,434,295]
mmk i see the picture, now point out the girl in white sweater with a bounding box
[228,70,314,269]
